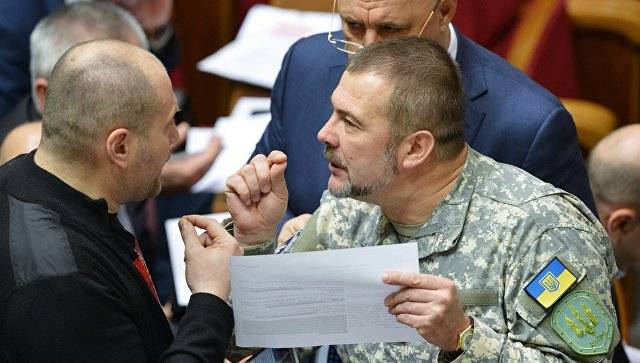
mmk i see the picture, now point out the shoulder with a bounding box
[457,33,567,122]
[2,192,79,289]
[470,151,601,235]
[281,32,346,75]
[312,191,384,248]
[471,151,564,206]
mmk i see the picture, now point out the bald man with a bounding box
[589,125,640,272]
[0,40,240,361]
[588,125,640,363]
[0,121,41,164]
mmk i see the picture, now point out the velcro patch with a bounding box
[525,257,576,309]
[551,290,613,356]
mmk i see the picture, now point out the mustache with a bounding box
[323,146,346,169]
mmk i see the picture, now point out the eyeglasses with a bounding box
[327,0,442,54]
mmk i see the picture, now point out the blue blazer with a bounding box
[253,31,595,223]
[0,0,64,117]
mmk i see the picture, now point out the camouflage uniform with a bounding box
[281,149,619,362]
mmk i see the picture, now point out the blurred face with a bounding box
[317,71,398,200]
[125,71,178,201]
[338,0,447,47]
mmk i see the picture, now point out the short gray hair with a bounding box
[29,1,148,86]
[346,37,466,162]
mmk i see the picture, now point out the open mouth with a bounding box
[328,162,346,175]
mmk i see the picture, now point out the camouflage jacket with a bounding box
[283,149,619,362]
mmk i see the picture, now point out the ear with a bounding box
[397,130,435,170]
[105,128,133,169]
[606,208,638,243]
[438,0,457,29]
[34,78,48,114]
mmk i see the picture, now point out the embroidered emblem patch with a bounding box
[552,290,613,356]
[525,257,577,309]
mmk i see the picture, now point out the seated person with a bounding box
[589,124,640,362]
[253,0,594,234]
[224,38,619,361]
[589,124,640,274]
[0,1,221,192]
[0,121,41,164]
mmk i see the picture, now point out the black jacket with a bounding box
[0,152,233,362]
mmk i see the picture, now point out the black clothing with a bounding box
[612,287,631,362]
[0,94,40,145]
[0,152,233,362]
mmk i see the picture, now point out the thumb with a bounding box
[224,187,252,221]
[178,217,202,251]
[268,150,288,198]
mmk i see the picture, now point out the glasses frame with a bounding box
[327,0,443,55]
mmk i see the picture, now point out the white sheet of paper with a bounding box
[186,109,271,193]
[230,242,422,348]
[197,4,339,89]
[165,212,231,306]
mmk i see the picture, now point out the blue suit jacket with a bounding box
[253,31,595,223]
[0,0,64,117]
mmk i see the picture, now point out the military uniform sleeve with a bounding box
[460,226,618,362]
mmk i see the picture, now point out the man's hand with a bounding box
[383,271,471,352]
[161,135,222,192]
[277,213,311,247]
[224,151,288,246]
[179,215,243,301]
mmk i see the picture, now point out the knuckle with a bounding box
[410,275,421,287]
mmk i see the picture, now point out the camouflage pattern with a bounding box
[289,149,619,362]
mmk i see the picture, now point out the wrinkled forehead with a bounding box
[337,0,432,24]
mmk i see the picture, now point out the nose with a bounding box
[317,113,339,147]
[169,120,179,148]
[363,28,380,46]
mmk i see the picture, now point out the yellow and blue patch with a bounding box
[526,257,576,309]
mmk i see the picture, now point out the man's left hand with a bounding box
[161,134,222,192]
[383,271,471,352]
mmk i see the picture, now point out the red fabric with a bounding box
[453,0,521,55]
[168,64,186,90]
[133,240,159,302]
[237,0,268,31]
[453,0,578,98]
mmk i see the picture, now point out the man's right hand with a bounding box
[224,151,288,246]
[178,215,243,301]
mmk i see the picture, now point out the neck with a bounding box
[34,148,119,213]
[381,147,468,224]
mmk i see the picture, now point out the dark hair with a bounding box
[346,37,466,161]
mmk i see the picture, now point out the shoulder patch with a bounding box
[552,290,614,356]
[9,195,77,287]
[525,257,577,309]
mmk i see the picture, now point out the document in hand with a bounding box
[230,243,422,348]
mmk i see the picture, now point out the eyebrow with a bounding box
[335,108,362,126]
[340,14,407,28]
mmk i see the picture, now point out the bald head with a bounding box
[40,39,170,162]
[589,124,640,210]
[0,122,42,165]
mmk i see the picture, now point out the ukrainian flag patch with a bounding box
[526,257,577,309]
